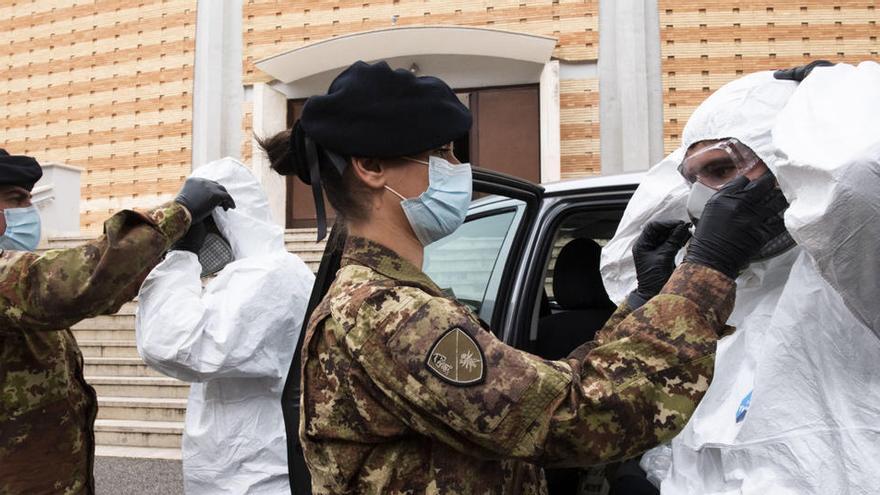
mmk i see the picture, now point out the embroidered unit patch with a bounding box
[425,327,486,386]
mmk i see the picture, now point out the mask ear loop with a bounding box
[384,185,407,201]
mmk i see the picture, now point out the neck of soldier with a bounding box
[348,216,424,270]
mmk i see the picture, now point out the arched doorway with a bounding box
[254,26,558,228]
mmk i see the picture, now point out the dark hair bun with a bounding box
[284,121,312,183]
[256,122,309,182]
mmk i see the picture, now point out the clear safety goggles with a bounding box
[678,138,762,190]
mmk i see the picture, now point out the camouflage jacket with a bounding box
[300,237,735,495]
[0,202,189,495]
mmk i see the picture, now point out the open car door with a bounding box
[282,167,544,494]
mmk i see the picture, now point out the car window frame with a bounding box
[501,185,637,350]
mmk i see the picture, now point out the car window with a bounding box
[423,201,524,320]
[525,208,625,358]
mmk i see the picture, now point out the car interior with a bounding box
[528,209,624,360]
[529,208,659,495]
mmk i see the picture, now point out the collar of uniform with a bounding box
[342,236,444,296]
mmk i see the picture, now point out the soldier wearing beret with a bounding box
[258,61,786,494]
[0,149,236,494]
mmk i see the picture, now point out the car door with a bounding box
[282,167,544,494]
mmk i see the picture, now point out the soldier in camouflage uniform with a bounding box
[259,61,787,494]
[0,149,235,494]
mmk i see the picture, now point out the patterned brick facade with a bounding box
[2,2,876,232]
[659,1,880,153]
[0,0,197,232]
[242,0,602,177]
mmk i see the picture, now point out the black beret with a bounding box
[0,149,43,191]
[299,60,472,159]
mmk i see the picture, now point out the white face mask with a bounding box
[385,156,473,246]
[686,181,717,222]
[0,205,41,252]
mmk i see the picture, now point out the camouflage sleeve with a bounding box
[564,302,635,361]
[0,201,190,334]
[343,262,734,467]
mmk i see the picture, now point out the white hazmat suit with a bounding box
[602,63,880,494]
[136,158,315,494]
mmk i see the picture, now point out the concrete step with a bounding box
[98,397,188,422]
[283,239,327,251]
[94,419,183,449]
[88,376,191,399]
[72,327,135,341]
[72,314,135,331]
[79,340,140,358]
[96,445,182,460]
[84,357,164,377]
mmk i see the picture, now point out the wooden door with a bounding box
[469,85,541,183]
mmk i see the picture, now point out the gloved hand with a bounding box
[175,178,236,223]
[684,173,788,278]
[773,60,834,82]
[627,220,692,309]
[171,220,207,254]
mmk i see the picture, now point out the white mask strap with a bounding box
[384,185,407,201]
[404,156,430,166]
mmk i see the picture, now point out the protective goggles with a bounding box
[678,138,762,190]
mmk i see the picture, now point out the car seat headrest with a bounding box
[552,237,614,310]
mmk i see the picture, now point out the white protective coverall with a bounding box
[136,157,315,494]
[601,63,880,495]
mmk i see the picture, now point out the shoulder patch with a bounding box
[425,327,486,386]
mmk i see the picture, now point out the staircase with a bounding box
[43,228,326,459]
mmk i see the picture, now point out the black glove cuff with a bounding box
[683,254,738,280]
[626,290,651,310]
[171,239,202,255]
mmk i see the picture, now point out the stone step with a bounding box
[94,419,183,449]
[72,327,135,341]
[97,397,188,422]
[88,376,191,399]
[283,239,327,251]
[95,445,182,460]
[72,314,135,331]
[79,340,140,358]
[84,357,164,377]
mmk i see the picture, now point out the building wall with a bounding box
[659,1,880,154]
[242,0,602,177]
[0,0,197,232]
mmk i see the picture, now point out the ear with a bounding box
[350,157,387,191]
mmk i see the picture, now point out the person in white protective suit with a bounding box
[602,62,880,495]
[136,157,315,494]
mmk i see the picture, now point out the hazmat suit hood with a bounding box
[682,71,798,172]
[136,157,315,495]
[190,158,284,258]
[612,63,880,495]
[601,71,798,304]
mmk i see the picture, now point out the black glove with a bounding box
[171,220,207,254]
[684,173,788,278]
[773,60,834,82]
[627,220,692,309]
[175,177,236,223]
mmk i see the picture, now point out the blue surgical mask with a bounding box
[385,156,472,246]
[0,205,42,252]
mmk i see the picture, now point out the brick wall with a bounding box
[659,1,880,154]
[560,78,599,178]
[242,0,601,177]
[0,0,197,232]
